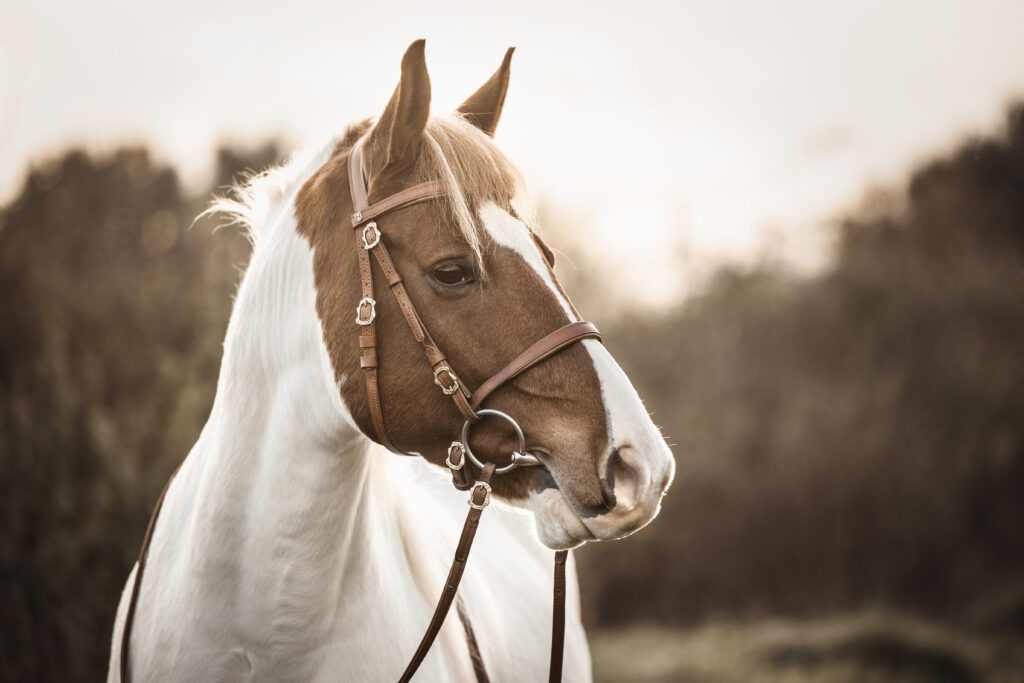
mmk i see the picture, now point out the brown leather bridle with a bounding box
[347,137,600,681]
[119,138,600,683]
[346,138,600,464]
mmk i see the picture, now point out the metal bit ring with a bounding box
[461,409,541,475]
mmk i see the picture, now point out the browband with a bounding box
[348,140,446,227]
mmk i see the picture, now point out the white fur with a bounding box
[107,146,591,682]
[478,202,676,549]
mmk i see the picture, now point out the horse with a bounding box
[107,40,675,682]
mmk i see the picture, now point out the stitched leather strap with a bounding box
[366,241,476,421]
[549,550,568,683]
[457,597,491,683]
[399,463,496,682]
[349,141,476,454]
[349,142,403,453]
[351,182,447,227]
[355,221,403,453]
[346,142,445,228]
[470,321,602,410]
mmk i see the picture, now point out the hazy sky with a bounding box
[3,1,1023,300]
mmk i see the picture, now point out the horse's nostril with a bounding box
[603,446,640,512]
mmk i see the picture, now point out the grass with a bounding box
[590,611,1024,683]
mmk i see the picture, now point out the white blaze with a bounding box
[477,203,577,322]
[478,202,674,541]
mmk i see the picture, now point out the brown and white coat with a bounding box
[108,41,674,682]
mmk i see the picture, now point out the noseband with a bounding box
[118,138,600,683]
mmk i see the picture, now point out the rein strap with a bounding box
[398,463,496,682]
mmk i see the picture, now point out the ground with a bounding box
[590,611,1024,683]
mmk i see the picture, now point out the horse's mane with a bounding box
[206,114,529,255]
[201,136,335,244]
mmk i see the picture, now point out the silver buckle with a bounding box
[433,365,460,395]
[446,441,465,470]
[355,297,376,325]
[468,481,492,510]
[362,222,380,249]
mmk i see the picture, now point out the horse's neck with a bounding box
[192,197,372,561]
[167,180,393,647]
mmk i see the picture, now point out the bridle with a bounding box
[346,138,600,468]
[118,137,601,683]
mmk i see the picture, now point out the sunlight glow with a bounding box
[2,0,1024,305]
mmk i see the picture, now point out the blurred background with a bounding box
[2,1,1024,681]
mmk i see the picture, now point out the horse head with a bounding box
[297,40,674,549]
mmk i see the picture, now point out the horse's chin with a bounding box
[525,486,597,550]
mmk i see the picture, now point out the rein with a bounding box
[118,138,600,682]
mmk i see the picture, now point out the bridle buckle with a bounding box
[355,297,376,325]
[468,481,492,510]
[433,365,460,395]
[362,221,380,249]
[446,441,465,470]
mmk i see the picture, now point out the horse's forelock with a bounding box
[415,115,528,259]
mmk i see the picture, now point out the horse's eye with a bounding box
[430,263,474,287]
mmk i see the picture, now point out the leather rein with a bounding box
[118,137,601,682]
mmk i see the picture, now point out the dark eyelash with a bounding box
[431,263,476,287]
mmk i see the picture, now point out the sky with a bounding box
[3,0,1024,303]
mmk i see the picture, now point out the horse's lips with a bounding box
[526,456,600,548]
[555,495,599,543]
[529,486,598,548]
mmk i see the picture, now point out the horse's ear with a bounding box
[367,39,431,174]
[456,47,514,137]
